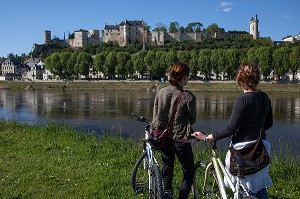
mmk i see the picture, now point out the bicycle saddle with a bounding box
[232,152,258,170]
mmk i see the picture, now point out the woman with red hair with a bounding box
[152,62,196,199]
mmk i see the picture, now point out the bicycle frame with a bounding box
[202,142,253,199]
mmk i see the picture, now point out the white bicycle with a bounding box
[130,113,164,199]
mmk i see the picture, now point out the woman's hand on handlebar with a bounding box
[191,131,207,141]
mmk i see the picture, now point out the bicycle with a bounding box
[192,139,258,199]
[130,113,164,199]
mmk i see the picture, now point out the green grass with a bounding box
[0,120,299,198]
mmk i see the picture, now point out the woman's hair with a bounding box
[169,62,190,85]
[236,64,260,90]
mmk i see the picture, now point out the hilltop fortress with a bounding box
[32,15,259,55]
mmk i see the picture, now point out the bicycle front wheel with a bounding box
[131,151,164,199]
[131,150,148,194]
[192,160,221,199]
[149,164,164,199]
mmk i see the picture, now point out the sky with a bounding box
[0,0,299,58]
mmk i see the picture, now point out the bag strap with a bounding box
[165,90,184,131]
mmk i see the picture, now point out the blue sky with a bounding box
[0,0,299,58]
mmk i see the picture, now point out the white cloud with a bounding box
[223,7,232,12]
[219,1,232,7]
[218,1,233,12]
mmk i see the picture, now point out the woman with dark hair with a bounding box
[192,64,273,199]
[152,62,196,199]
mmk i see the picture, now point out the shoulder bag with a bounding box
[229,91,271,176]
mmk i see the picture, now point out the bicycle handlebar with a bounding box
[188,135,217,149]
[131,113,151,124]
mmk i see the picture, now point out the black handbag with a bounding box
[151,91,184,150]
[229,91,271,176]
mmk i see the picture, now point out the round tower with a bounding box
[250,15,259,39]
[44,30,51,44]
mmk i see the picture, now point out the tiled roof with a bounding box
[104,25,119,30]
[119,20,143,26]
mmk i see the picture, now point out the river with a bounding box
[0,89,299,154]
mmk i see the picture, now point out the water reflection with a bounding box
[0,90,299,153]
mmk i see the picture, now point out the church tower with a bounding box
[250,15,259,39]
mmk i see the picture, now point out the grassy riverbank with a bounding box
[0,120,299,198]
[0,80,300,92]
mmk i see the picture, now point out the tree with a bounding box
[257,47,272,80]
[211,49,226,80]
[125,59,134,78]
[272,47,291,80]
[142,20,151,33]
[225,49,240,79]
[131,51,147,78]
[44,56,53,74]
[144,50,156,70]
[247,47,259,65]
[198,49,212,80]
[206,23,224,33]
[75,52,92,78]
[169,22,180,33]
[289,46,300,81]
[153,23,167,32]
[116,52,130,78]
[50,52,63,76]
[66,52,78,77]
[185,22,203,33]
[165,50,177,67]
[177,50,190,64]
[189,50,199,79]
[60,52,72,77]
[93,52,107,75]
[154,51,168,78]
[104,52,117,79]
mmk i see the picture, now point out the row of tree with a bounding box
[44,46,300,81]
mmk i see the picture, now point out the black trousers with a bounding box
[161,138,194,199]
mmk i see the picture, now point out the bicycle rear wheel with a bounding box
[131,151,164,199]
[192,160,221,199]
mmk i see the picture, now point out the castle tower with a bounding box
[44,30,51,44]
[250,15,259,39]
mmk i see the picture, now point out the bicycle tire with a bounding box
[149,164,164,199]
[192,160,221,199]
[131,151,164,199]
[131,150,148,193]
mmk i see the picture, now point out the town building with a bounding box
[282,34,300,43]
[102,20,146,46]
[0,58,24,80]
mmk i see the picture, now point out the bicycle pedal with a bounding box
[135,183,146,193]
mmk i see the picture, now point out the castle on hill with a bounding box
[32,15,260,56]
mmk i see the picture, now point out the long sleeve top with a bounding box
[212,91,273,144]
[152,85,196,140]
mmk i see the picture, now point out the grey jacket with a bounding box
[152,85,196,140]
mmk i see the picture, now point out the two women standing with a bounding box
[152,62,273,199]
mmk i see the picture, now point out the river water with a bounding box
[0,89,299,154]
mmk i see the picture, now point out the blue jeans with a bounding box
[161,138,194,199]
[253,187,269,199]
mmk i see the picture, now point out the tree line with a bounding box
[44,45,300,81]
